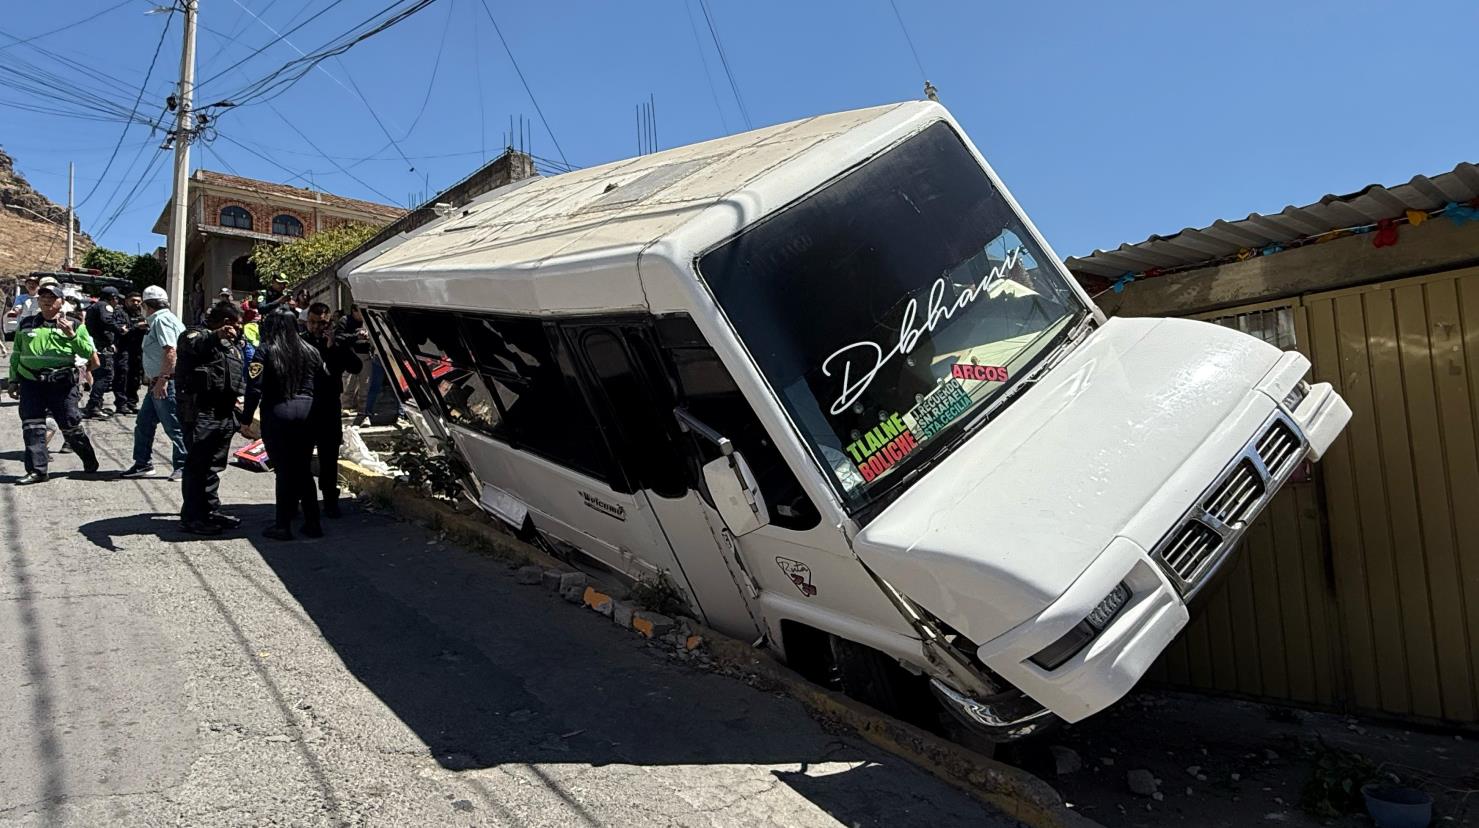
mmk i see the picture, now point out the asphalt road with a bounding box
[0,367,1016,826]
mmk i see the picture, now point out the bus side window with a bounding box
[458,315,613,483]
[657,316,821,531]
[365,309,433,412]
[389,308,503,435]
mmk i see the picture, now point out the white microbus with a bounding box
[345,102,1351,740]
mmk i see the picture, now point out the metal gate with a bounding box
[1146,266,1479,725]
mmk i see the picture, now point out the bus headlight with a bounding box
[1029,582,1131,671]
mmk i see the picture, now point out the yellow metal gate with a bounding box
[1148,266,1479,725]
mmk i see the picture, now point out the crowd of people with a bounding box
[5,272,387,541]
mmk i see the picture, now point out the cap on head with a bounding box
[142,285,168,304]
[101,286,121,299]
[35,276,62,297]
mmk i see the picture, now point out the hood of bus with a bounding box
[852,316,1283,644]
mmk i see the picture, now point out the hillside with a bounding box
[0,148,93,279]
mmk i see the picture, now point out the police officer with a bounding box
[175,300,246,535]
[6,276,100,484]
[302,301,361,517]
[83,286,128,418]
[118,291,147,413]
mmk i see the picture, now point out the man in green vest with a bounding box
[6,276,101,484]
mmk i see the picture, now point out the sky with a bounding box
[2,0,1476,261]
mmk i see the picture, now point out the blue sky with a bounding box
[3,0,1475,259]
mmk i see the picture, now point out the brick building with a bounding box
[150,170,404,317]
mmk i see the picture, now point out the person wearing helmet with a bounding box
[6,276,101,484]
[120,285,188,480]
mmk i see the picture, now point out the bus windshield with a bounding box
[697,121,1087,511]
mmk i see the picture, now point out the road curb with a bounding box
[338,459,1100,828]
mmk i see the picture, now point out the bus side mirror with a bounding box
[702,452,769,536]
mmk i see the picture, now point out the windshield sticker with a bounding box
[845,413,919,482]
[776,557,817,597]
[951,362,1010,383]
[905,379,973,442]
[819,246,1024,415]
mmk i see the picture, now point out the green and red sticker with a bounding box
[845,413,918,483]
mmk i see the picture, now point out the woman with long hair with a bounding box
[241,306,324,539]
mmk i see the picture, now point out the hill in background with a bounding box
[0,148,93,279]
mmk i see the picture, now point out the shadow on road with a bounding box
[74,500,980,824]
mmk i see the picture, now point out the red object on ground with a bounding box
[233,439,271,471]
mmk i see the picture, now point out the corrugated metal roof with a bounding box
[1066,162,1479,279]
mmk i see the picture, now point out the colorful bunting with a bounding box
[1372,218,1399,248]
[1094,200,1478,299]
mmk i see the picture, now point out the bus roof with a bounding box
[345,102,934,312]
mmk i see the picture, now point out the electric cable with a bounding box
[684,0,730,134]
[77,10,175,211]
[474,0,569,168]
[696,0,752,130]
[888,0,929,83]
[0,0,136,53]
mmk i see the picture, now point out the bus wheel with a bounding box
[827,636,934,730]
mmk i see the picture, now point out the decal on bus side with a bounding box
[776,557,817,597]
[579,491,626,521]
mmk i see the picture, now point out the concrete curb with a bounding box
[338,460,1100,828]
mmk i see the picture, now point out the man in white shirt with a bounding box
[120,285,188,480]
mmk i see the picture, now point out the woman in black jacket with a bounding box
[241,307,324,540]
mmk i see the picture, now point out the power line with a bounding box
[211,0,439,109]
[696,0,752,130]
[0,0,135,53]
[77,10,174,211]
[193,0,353,93]
[400,0,455,141]
[684,0,730,134]
[95,148,170,239]
[475,0,569,168]
[887,0,929,83]
[266,103,403,204]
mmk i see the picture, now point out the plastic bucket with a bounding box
[1361,783,1432,828]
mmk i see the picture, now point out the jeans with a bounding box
[132,381,187,470]
[362,359,404,422]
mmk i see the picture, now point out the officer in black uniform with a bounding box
[118,291,147,413]
[302,301,361,517]
[83,286,128,418]
[175,300,246,535]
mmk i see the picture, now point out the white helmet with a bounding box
[142,285,168,304]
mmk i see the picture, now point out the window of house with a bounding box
[272,214,304,237]
[656,315,820,530]
[219,205,252,230]
[389,308,502,435]
[457,315,611,481]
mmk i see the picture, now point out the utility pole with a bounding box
[65,162,74,269]
[166,0,198,312]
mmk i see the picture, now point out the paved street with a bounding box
[0,374,1016,826]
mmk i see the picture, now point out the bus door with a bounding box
[563,321,762,637]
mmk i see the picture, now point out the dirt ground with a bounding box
[999,689,1479,827]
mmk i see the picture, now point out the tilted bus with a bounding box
[343,102,1351,741]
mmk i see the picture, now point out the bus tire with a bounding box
[827,636,928,726]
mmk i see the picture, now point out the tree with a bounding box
[81,246,165,291]
[127,253,164,290]
[81,246,132,281]
[249,223,381,287]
